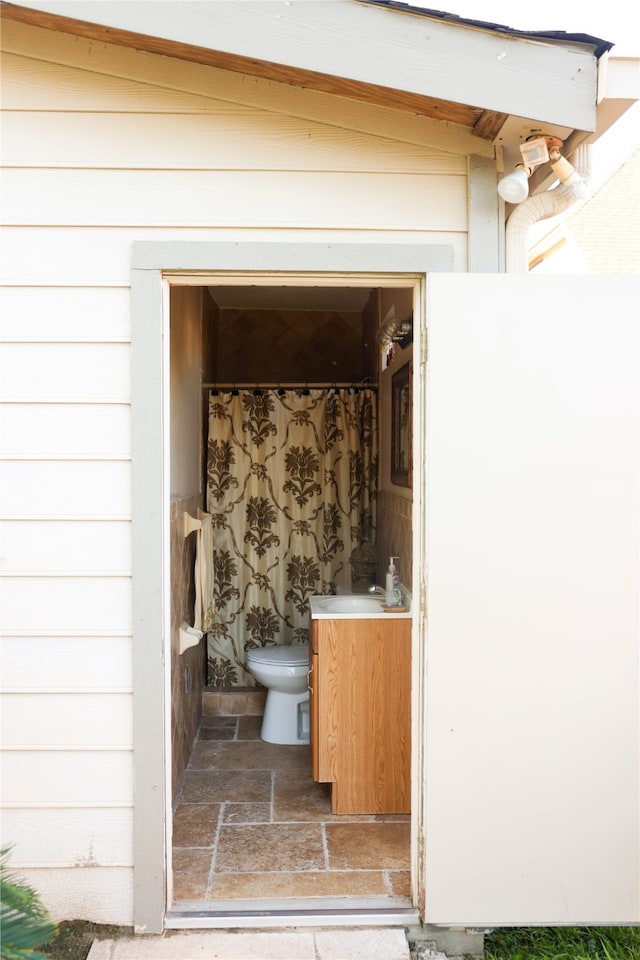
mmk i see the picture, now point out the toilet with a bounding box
[246,644,310,745]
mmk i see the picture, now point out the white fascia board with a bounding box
[11,0,599,132]
[598,56,640,102]
[591,56,640,142]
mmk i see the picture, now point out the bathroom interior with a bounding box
[169,281,415,909]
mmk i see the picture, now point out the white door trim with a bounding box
[130,241,452,933]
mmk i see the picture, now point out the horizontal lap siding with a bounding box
[0,19,468,922]
[2,579,132,634]
[1,220,132,924]
[2,636,133,690]
[3,110,466,174]
[3,693,133,748]
[2,751,133,805]
[0,810,134,923]
[0,288,131,336]
[1,343,131,400]
[2,520,131,572]
[2,461,131,516]
[1,404,131,457]
[4,868,133,926]
[1,808,133,866]
[2,169,466,230]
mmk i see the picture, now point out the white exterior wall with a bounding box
[0,19,468,923]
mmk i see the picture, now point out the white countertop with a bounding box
[309,592,411,620]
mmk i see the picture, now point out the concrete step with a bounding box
[87,926,411,959]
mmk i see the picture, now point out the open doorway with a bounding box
[130,240,444,932]
[169,280,417,917]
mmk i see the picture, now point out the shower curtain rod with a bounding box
[203,382,376,391]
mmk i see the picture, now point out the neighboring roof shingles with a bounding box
[362,1,614,58]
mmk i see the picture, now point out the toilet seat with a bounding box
[246,644,308,668]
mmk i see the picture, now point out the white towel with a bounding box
[194,512,216,632]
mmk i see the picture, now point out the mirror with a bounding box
[391,362,412,488]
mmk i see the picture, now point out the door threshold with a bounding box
[166,898,419,929]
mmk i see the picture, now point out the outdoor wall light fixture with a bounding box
[498,135,565,204]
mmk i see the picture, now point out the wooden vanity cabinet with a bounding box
[308,617,411,815]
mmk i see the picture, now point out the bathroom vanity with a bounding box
[308,595,411,815]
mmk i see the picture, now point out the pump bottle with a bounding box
[385,557,401,606]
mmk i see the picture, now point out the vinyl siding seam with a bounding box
[0,281,131,287]
[0,513,132,520]
[2,689,133,694]
[1,802,134,809]
[1,572,132,577]
[2,631,132,637]
[3,746,133,752]
[3,744,133,750]
[8,861,133,869]
[2,338,131,343]
[2,453,131,458]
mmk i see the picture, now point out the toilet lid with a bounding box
[247,644,308,667]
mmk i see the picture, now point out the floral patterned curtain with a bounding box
[206,388,378,687]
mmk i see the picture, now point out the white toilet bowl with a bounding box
[246,644,310,745]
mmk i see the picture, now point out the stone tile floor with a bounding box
[172,714,411,905]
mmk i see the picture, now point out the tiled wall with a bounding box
[376,490,413,593]
[170,496,206,801]
[206,304,377,384]
[202,687,267,718]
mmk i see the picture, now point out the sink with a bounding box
[309,593,410,619]
[313,595,385,614]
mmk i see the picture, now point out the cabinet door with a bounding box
[313,621,339,784]
[315,618,411,814]
[308,624,319,781]
[332,619,410,814]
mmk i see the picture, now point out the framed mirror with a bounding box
[391,362,412,488]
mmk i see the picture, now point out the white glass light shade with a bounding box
[497,166,531,204]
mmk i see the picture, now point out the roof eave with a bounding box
[1,0,602,133]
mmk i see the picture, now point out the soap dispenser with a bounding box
[385,557,401,607]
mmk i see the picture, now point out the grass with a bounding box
[485,927,640,960]
[38,922,640,960]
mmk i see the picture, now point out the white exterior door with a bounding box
[422,274,639,924]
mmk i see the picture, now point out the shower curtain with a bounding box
[205,388,378,687]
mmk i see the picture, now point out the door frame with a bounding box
[130,241,452,933]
